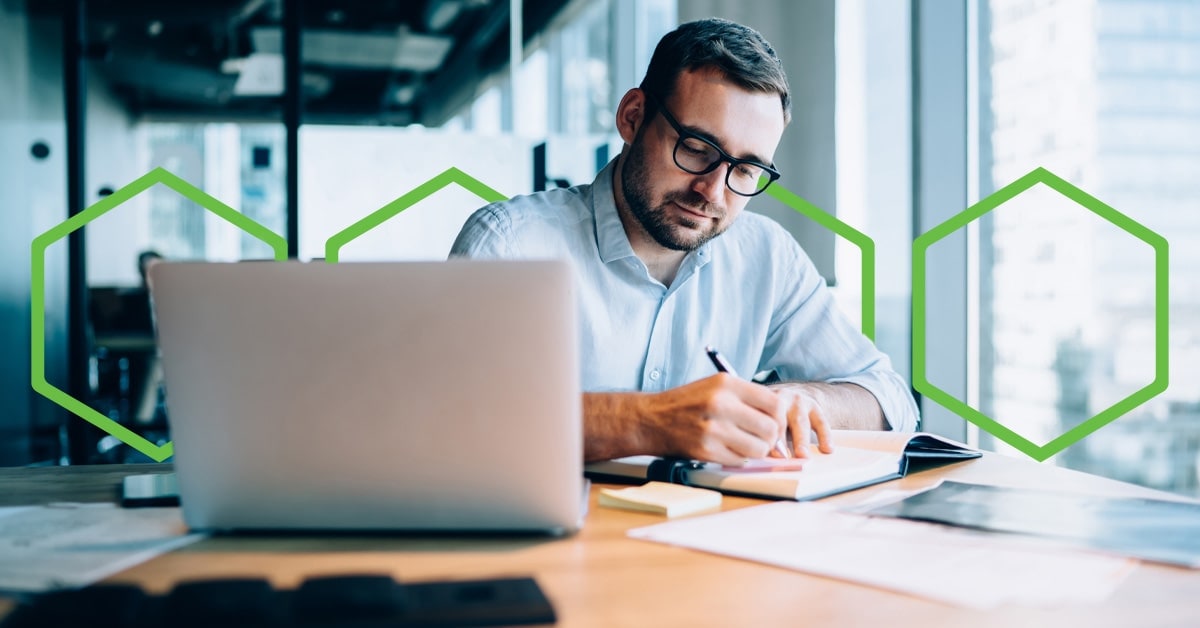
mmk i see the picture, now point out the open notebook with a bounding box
[585,431,981,501]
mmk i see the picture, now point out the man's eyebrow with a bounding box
[678,121,773,167]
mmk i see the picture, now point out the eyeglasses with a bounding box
[645,92,781,197]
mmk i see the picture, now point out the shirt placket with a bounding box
[641,292,676,392]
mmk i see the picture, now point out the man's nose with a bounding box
[691,162,729,204]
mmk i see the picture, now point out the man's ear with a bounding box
[615,88,647,145]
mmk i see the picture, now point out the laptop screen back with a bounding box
[149,260,582,534]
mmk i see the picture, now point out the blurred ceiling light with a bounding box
[220,57,246,74]
[391,84,418,105]
[302,71,333,97]
[393,27,454,72]
[232,52,283,96]
[251,27,453,72]
[424,0,464,32]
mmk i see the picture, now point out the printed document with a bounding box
[628,502,1134,609]
[0,503,204,592]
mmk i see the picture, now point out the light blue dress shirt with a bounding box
[450,159,919,431]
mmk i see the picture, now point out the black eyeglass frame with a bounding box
[644,91,782,197]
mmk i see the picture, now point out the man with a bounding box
[451,18,919,465]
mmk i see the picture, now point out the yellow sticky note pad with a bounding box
[598,481,722,518]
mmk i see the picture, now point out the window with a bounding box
[836,0,914,382]
[976,0,1200,495]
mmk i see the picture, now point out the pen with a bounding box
[705,346,792,459]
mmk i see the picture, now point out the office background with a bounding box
[1,0,1197,496]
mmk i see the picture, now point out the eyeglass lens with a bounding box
[672,137,769,195]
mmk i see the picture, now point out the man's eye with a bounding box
[735,164,763,179]
[680,139,713,156]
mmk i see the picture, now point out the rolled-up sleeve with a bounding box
[759,228,920,432]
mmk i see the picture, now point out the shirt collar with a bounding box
[591,158,638,264]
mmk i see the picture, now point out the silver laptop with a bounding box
[149,260,582,535]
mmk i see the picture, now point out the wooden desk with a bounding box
[2,455,1198,627]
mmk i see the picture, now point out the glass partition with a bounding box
[34,0,675,464]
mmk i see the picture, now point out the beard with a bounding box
[620,137,728,252]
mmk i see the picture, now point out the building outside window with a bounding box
[977,0,1200,495]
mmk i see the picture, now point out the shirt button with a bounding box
[649,369,661,381]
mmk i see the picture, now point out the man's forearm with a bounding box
[582,392,656,462]
[771,382,887,430]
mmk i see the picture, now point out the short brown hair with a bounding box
[638,18,791,125]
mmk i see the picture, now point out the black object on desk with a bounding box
[868,480,1200,568]
[1,574,557,627]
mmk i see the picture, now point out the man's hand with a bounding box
[582,374,840,464]
[772,388,835,458]
[769,381,887,432]
[639,373,793,465]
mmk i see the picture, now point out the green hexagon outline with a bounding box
[324,167,507,262]
[766,184,876,340]
[31,167,288,462]
[912,166,1169,461]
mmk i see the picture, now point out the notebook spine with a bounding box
[646,458,706,484]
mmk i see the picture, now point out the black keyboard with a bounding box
[1,574,556,627]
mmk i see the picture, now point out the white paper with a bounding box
[837,482,944,512]
[628,502,1135,609]
[0,503,206,592]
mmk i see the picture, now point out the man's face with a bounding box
[619,68,786,252]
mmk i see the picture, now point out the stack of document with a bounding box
[0,503,205,592]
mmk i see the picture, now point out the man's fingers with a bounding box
[790,392,834,457]
[809,401,834,453]
[704,428,769,465]
[719,420,774,460]
[736,378,791,424]
[711,375,785,445]
[686,374,801,463]
[777,389,832,458]
[791,397,812,458]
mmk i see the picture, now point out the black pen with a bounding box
[705,346,791,459]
